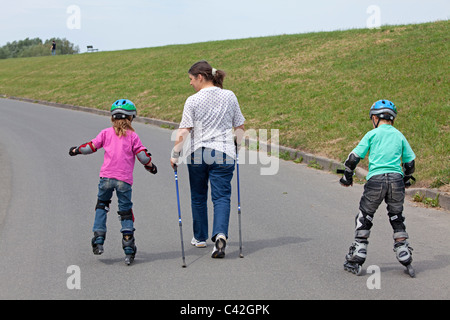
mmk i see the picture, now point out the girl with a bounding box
[170,61,246,258]
[69,99,157,265]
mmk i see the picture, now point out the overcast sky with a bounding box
[1,0,449,52]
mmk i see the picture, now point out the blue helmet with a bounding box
[369,100,397,121]
[111,99,137,118]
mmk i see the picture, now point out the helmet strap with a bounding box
[372,116,381,128]
[372,114,394,128]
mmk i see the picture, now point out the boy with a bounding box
[339,100,416,277]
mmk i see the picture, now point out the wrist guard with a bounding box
[145,163,157,174]
[339,169,354,186]
[69,146,81,156]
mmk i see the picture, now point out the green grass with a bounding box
[413,192,440,207]
[1,20,449,188]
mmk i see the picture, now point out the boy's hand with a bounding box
[145,163,157,174]
[339,170,354,187]
[403,175,415,188]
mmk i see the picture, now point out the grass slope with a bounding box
[1,20,449,188]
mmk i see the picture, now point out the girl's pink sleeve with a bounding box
[132,132,146,154]
[91,129,106,149]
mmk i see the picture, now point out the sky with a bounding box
[1,0,449,52]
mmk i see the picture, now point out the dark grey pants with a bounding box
[355,173,409,240]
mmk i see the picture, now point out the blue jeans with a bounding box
[187,148,235,242]
[355,173,408,240]
[93,178,134,234]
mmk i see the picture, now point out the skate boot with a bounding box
[394,240,415,277]
[122,232,137,265]
[91,231,106,255]
[343,239,368,275]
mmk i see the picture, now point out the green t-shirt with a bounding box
[352,124,416,180]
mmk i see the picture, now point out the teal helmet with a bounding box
[369,100,397,121]
[111,99,137,118]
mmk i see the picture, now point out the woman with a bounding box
[170,60,245,258]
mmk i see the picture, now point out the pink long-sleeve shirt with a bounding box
[91,127,146,185]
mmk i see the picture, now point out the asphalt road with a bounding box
[0,98,449,301]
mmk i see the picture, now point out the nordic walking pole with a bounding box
[173,164,187,268]
[236,142,244,258]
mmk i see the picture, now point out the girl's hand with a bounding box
[145,163,158,174]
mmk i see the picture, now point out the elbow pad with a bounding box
[403,160,415,176]
[79,142,97,155]
[136,149,152,166]
[344,152,361,171]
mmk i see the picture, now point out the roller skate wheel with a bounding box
[355,265,363,276]
[406,265,415,278]
[93,245,104,255]
[344,263,363,276]
[125,255,134,265]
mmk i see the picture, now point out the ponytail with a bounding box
[188,60,226,89]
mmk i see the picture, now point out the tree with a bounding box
[0,37,79,59]
[45,38,80,55]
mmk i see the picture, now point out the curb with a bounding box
[3,95,449,212]
[3,96,179,129]
[273,144,449,212]
[406,188,449,211]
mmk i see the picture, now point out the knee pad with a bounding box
[354,210,372,239]
[390,213,407,232]
[96,199,111,212]
[118,209,134,222]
